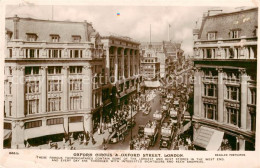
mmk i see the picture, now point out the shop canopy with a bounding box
[144,81,161,88]
[193,126,224,151]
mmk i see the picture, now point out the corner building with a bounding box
[192,8,257,151]
[4,15,105,148]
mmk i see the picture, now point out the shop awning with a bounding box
[69,122,84,132]
[4,129,12,140]
[144,81,161,88]
[193,126,224,151]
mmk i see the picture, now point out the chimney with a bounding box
[84,20,89,41]
[13,14,20,39]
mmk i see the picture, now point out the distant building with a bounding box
[140,43,161,80]
[140,41,183,80]
[192,8,257,151]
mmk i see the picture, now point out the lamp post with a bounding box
[131,96,133,141]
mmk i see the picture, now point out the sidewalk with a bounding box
[27,130,110,150]
[26,110,139,150]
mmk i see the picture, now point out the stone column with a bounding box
[13,15,20,39]
[105,46,110,84]
[193,67,202,117]
[239,136,245,151]
[14,66,25,117]
[132,50,136,76]
[84,114,93,133]
[245,47,249,59]
[11,121,24,149]
[249,47,254,59]
[83,65,93,111]
[137,50,140,75]
[240,68,248,130]
[83,65,93,133]
[40,66,47,113]
[114,47,118,83]
[63,116,69,134]
[217,68,224,122]
[62,66,69,111]
[121,48,125,79]
[128,50,131,77]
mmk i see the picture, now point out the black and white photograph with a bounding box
[2,4,258,152]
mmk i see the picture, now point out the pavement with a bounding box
[28,111,138,150]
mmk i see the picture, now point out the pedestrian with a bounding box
[82,134,87,145]
[92,137,96,145]
[49,140,52,149]
[102,138,107,150]
[85,131,90,141]
[121,134,125,143]
[101,122,105,134]
[24,140,27,148]
[63,137,66,144]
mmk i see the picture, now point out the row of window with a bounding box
[25,34,82,43]
[8,49,85,59]
[24,95,83,115]
[207,30,243,40]
[24,116,83,129]
[24,66,83,75]
[198,46,257,59]
[204,84,256,104]
[143,59,156,63]
[203,104,255,131]
[24,79,83,94]
[203,69,241,80]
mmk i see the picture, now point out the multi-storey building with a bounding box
[3,15,141,149]
[192,8,257,151]
[163,41,183,77]
[140,44,161,80]
[101,35,141,110]
[140,42,164,79]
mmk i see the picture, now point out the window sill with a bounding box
[26,93,40,95]
[48,91,62,93]
[25,74,41,77]
[69,90,83,92]
[224,99,239,103]
[47,74,62,76]
[202,96,217,99]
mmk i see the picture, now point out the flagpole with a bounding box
[52,5,53,20]
[150,24,151,44]
[168,24,170,41]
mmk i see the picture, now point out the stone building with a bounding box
[3,15,141,148]
[192,8,257,151]
[140,41,183,80]
[101,35,141,112]
[140,43,161,80]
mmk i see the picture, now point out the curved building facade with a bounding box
[192,8,257,151]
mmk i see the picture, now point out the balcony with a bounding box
[193,37,257,60]
[5,40,101,60]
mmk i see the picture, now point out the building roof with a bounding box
[199,8,258,40]
[5,16,96,42]
[101,35,140,44]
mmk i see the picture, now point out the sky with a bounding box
[6,5,244,55]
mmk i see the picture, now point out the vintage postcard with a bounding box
[0,0,259,167]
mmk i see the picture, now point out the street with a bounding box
[103,91,172,150]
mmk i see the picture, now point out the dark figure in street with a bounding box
[102,138,107,150]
